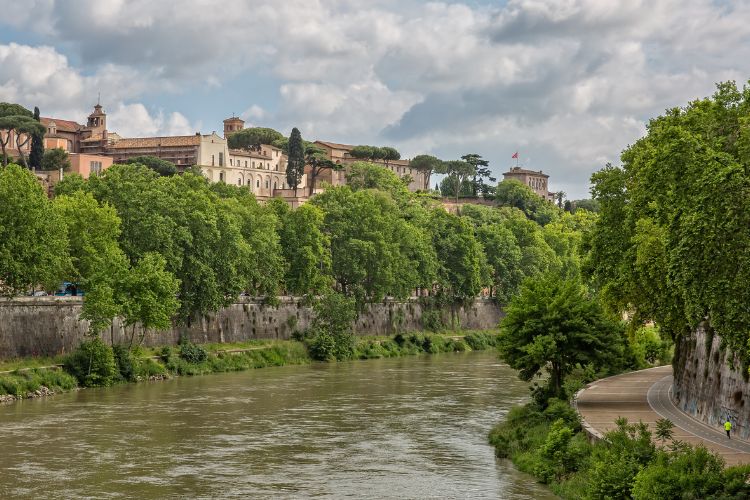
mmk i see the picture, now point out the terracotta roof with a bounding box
[40,117,82,132]
[503,167,549,178]
[315,140,354,150]
[110,135,202,149]
[80,135,104,143]
[229,148,271,160]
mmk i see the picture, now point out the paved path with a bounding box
[576,366,750,466]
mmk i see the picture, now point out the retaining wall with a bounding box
[672,323,750,440]
[0,296,503,359]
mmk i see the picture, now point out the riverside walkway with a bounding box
[575,366,750,466]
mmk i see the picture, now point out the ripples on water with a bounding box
[0,352,555,499]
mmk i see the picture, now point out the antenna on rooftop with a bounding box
[97,92,101,106]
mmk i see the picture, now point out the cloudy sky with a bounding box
[1,0,749,198]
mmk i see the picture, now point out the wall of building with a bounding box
[0,297,503,359]
[672,322,750,439]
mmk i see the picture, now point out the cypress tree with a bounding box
[29,106,44,171]
[286,127,305,196]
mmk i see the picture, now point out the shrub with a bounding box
[63,337,118,387]
[179,341,208,364]
[421,309,444,332]
[0,368,77,397]
[112,344,136,381]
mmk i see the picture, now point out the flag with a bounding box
[512,152,518,159]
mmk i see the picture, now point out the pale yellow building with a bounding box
[502,166,555,202]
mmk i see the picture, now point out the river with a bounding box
[0,351,555,499]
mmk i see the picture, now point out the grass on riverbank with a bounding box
[0,330,500,399]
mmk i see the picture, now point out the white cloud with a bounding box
[108,103,198,137]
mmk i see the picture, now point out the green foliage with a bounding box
[227,127,284,151]
[654,418,674,445]
[286,127,305,193]
[499,275,623,398]
[306,292,357,361]
[41,148,71,171]
[439,175,472,198]
[122,155,177,176]
[409,154,444,191]
[112,344,136,382]
[429,209,484,301]
[63,337,119,387]
[0,164,70,296]
[53,173,87,196]
[30,106,44,170]
[495,179,559,225]
[420,309,445,332]
[346,161,410,198]
[587,81,750,357]
[178,340,209,364]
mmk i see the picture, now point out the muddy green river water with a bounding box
[0,351,555,499]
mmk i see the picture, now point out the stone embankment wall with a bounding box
[672,322,750,440]
[0,297,503,359]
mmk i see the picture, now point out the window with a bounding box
[212,154,215,166]
[273,181,277,189]
[238,179,242,186]
[219,152,224,167]
[230,159,233,166]
[252,161,255,168]
[245,160,247,167]
[265,180,269,188]
[219,172,225,182]
[275,164,278,171]
[90,161,102,175]
[256,179,260,188]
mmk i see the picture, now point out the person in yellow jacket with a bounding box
[725,419,732,439]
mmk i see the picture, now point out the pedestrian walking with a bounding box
[725,418,732,439]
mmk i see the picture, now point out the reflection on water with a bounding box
[0,352,555,499]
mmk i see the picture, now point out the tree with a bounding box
[443,160,476,202]
[495,179,559,225]
[304,144,341,196]
[119,252,180,346]
[429,209,484,301]
[29,106,44,171]
[380,146,400,167]
[0,164,70,295]
[273,202,331,295]
[461,153,493,197]
[349,145,400,166]
[570,198,600,213]
[409,154,444,191]
[555,190,566,209]
[654,418,675,446]
[498,275,622,397]
[0,102,33,166]
[345,161,409,199]
[122,155,177,176]
[41,148,71,171]
[307,292,357,361]
[227,127,284,151]
[286,127,305,196]
[13,117,46,169]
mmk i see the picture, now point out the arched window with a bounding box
[256,179,260,188]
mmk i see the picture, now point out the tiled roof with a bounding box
[503,167,549,178]
[40,117,82,132]
[229,148,271,160]
[110,135,202,149]
[315,140,354,150]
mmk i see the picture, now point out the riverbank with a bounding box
[489,381,750,499]
[0,330,498,405]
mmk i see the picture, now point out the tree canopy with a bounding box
[586,80,750,356]
[227,127,284,151]
[122,155,177,176]
[42,148,71,171]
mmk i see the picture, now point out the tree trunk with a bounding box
[15,135,30,169]
[309,167,318,197]
[0,134,9,167]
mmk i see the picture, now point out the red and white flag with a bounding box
[512,152,518,159]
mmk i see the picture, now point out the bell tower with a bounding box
[86,101,107,134]
[223,115,245,138]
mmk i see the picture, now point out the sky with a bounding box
[1,0,749,199]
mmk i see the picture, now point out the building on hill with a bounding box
[313,141,426,192]
[502,166,555,202]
